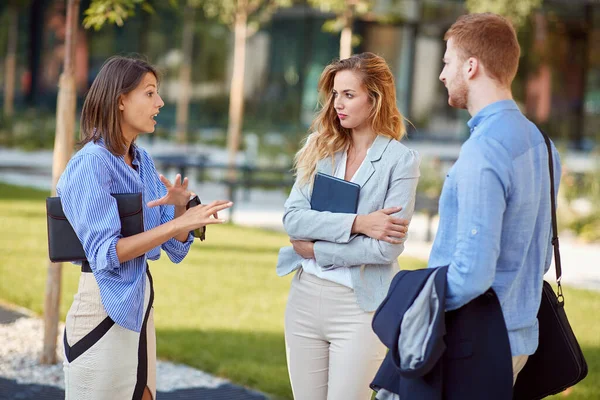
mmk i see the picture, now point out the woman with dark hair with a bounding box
[57,56,232,399]
[277,52,421,399]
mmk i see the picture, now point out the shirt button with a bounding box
[471,229,478,235]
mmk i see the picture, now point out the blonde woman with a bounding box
[276,52,421,399]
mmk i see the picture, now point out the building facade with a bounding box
[0,0,598,151]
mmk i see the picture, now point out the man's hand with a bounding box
[290,239,315,259]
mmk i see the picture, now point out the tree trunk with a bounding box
[226,6,248,200]
[41,0,80,365]
[175,5,195,145]
[339,8,353,60]
[4,3,18,117]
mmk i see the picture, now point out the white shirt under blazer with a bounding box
[300,145,370,288]
[277,134,421,311]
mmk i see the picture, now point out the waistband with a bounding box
[297,268,350,288]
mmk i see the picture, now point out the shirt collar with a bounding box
[95,136,141,165]
[130,142,141,165]
[467,99,519,133]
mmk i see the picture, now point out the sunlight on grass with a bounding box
[0,182,597,399]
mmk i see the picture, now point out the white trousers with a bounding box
[284,270,386,400]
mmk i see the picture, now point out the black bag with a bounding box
[512,132,588,399]
[46,193,144,263]
[186,194,206,241]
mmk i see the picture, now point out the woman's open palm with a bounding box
[147,174,191,208]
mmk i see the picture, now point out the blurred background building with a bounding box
[0,0,598,153]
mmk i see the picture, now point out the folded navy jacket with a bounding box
[371,266,448,400]
[371,266,513,400]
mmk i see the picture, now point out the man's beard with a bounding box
[448,73,468,109]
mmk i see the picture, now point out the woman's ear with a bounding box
[118,94,125,111]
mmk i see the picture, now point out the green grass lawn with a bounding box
[0,182,598,399]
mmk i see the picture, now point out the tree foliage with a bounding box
[83,0,165,30]
[307,0,372,33]
[195,0,292,36]
[465,0,543,28]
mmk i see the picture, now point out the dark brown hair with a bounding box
[79,56,159,156]
[444,13,520,87]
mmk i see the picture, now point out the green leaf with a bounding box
[141,3,155,13]
[82,0,152,30]
[193,0,292,32]
[322,18,345,33]
[465,0,543,28]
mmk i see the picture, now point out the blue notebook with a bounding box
[310,172,360,213]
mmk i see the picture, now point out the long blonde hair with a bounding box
[294,52,406,186]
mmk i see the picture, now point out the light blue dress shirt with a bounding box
[57,139,193,332]
[428,100,561,356]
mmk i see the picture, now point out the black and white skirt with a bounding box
[63,268,155,400]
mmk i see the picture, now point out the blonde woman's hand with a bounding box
[352,206,409,244]
[147,174,191,208]
[290,239,315,259]
[177,200,233,233]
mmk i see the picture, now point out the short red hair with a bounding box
[445,13,520,87]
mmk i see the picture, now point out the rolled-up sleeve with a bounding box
[157,182,193,263]
[57,154,122,272]
[445,138,512,310]
[314,150,421,268]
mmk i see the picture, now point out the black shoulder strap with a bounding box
[540,130,563,302]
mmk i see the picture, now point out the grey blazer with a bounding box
[277,134,421,312]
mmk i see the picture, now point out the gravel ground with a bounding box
[0,316,230,392]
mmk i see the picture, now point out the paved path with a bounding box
[0,304,268,400]
[0,376,267,400]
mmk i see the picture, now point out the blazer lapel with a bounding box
[353,135,392,188]
[353,157,375,188]
[315,135,392,188]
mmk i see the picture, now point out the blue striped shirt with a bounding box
[57,139,193,332]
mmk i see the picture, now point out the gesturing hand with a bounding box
[290,239,315,259]
[147,174,191,208]
[179,200,234,232]
[352,206,409,244]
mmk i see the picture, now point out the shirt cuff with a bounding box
[314,241,336,268]
[163,232,194,263]
[333,213,358,244]
[92,235,121,272]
